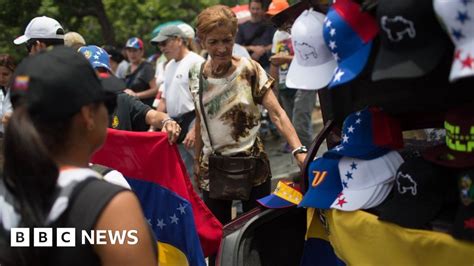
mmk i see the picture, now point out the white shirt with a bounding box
[0,89,12,133]
[162,51,204,117]
[232,43,251,58]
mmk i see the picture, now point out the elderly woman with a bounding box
[191,5,307,226]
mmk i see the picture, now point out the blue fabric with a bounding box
[127,178,206,266]
[300,238,346,266]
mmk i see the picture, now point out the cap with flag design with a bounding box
[434,0,474,82]
[423,105,474,168]
[125,37,144,49]
[330,151,404,211]
[299,157,343,209]
[78,45,111,72]
[286,9,337,90]
[257,181,303,208]
[371,0,448,81]
[324,107,403,160]
[323,0,378,88]
[378,158,457,229]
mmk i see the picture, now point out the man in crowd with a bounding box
[152,25,205,180]
[13,16,65,55]
[235,0,276,70]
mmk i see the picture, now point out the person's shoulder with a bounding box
[185,52,205,63]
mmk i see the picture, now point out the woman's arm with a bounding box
[262,89,306,167]
[193,112,203,186]
[93,191,157,266]
[145,109,180,144]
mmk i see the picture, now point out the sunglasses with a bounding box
[156,36,177,48]
[25,40,37,53]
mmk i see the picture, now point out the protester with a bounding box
[13,16,65,55]
[123,37,157,107]
[152,25,205,180]
[78,45,181,140]
[64,31,86,50]
[193,3,306,226]
[235,0,276,70]
[0,55,15,134]
[0,47,156,265]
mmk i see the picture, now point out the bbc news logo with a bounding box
[10,228,138,247]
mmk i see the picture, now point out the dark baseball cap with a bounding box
[11,46,109,120]
[371,0,448,81]
[423,105,474,168]
[378,158,457,229]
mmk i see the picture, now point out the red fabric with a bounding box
[371,107,404,150]
[333,0,378,43]
[91,128,222,257]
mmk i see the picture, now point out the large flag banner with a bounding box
[92,129,222,265]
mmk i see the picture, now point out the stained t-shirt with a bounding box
[110,93,151,131]
[189,57,274,190]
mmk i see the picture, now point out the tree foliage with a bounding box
[0,0,250,61]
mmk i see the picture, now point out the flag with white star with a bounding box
[92,129,223,265]
[330,151,403,211]
[434,0,474,81]
[323,0,378,88]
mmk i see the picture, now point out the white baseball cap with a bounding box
[14,16,64,45]
[286,9,337,90]
[434,0,474,82]
[330,151,403,211]
[177,23,195,39]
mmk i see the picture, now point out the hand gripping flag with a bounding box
[92,129,222,265]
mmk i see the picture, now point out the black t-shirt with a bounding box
[124,61,155,107]
[235,20,276,69]
[110,93,151,131]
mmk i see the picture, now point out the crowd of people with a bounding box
[0,0,316,264]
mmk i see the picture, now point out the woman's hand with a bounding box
[193,161,201,192]
[161,120,181,144]
[124,89,138,98]
[183,128,195,150]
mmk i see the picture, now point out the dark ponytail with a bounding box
[2,106,62,266]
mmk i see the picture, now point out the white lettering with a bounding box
[96,230,107,245]
[81,230,94,245]
[108,230,127,245]
[127,230,138,245]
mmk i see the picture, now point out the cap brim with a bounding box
[14,35,29,45]
[329,42,372,88]
[286,58,337,90]
[372,40,446,81]
[422,144,474,168]
[450,39,474,82]
[257,194,295,209]
[378,197,443,229]
[151,35,169,44]
[331,185,379,211]
[362,182,393,209]
[324,145,390,160]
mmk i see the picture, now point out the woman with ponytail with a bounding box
[0,47,157,266]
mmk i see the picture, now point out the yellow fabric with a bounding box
[320,210,474,266]
[306,208,329,242]
[273,181,303,205]
[158,241,189,266]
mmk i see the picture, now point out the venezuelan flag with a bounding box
[92,129,222,265]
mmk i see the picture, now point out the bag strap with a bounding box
[198,61,216,154]
[90,164,114,178]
